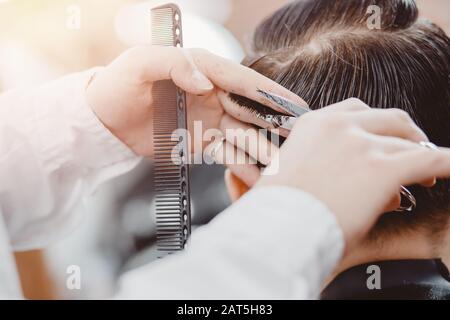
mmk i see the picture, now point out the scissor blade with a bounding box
[279,116,298,130]
[257,89,310,118]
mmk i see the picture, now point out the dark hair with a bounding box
[233,0,450,242]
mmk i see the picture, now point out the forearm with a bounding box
[0,69,141,250]
[116,186,344,299]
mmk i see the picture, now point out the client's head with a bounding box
[232,0,450,260]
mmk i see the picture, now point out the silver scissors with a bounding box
[257,89,309,130]
[258,89,416,212]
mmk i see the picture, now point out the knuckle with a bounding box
[343,128,377,155]
[390,108,411,123]
[346,97,363,104]
[347,128,367,146]
[365,150,385,169]
[189,47,209,57]
[428,151,444,167]
[120,46,145,62]
[346,97,369,109]
[326,114,350,129]
[296,110,316,125]
[219,116,228,132]
[292,112,322,134]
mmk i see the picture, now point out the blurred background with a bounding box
[1,0,448,299]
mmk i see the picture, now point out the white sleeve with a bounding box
[115,186,344,299]
[0,69,142,251]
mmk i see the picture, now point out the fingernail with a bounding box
[430,177,437,186]
[192,70,214,91]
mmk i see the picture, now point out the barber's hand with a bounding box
[86,46,306,158]
[257,98,450,252]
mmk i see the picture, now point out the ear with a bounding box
[224,169,250,203]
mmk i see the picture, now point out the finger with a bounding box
[353,108,428,143]
[224,169,238,202]
[188,48,308,110]
[383,192,402,212]
[372,135,436,186]
[205,139,261,187]
[136,46,308,108]
[217,95,370,137]
[224,169,250,202]
[133,46,214,95]
[220,114,279,165]
[322,98,371,113]
[369,134,428,154]
[422,177,437,187]
[217,91,291,137]
[393,147,450,185]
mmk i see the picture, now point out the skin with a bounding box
[86,46,301,186]
[86,46,305,157]
[87,45,450,257]
[223,0,450,279]
[324,228,445,288]
[219,87,450,274]
[225,119,450,276]
[225,98,450,252]
[443,233,450,268]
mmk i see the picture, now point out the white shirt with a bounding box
[0,69,344,299]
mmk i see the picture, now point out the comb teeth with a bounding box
[151,4,191,257]
[152,80,190,255]
[151,4,182,47]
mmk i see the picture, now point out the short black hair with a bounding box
[234,0,450,242]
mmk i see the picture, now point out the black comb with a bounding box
[151,3,191,256]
